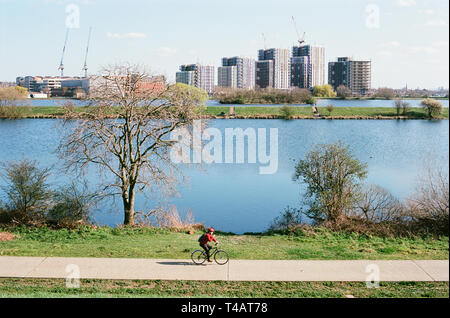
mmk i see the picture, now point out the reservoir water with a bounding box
[0,118,448,233]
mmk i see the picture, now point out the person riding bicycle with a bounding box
[198,227,218,262]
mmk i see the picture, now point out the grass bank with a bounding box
[0,278,447,298]
[1,105,448,119]
[0,226,447,260]
[205,106,449,119]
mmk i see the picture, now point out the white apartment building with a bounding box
[291,45,325,89]
[258,49,291,89]
[218,66,238,88]
[176,64,215,94]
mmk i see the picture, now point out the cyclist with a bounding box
[198,227,218,262]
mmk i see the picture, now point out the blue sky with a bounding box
[0,0,448,88]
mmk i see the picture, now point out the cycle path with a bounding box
[0,256,448,281]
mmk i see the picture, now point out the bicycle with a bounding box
[191,243,229,265]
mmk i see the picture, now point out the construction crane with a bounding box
[291,16,306,46]
[58,29,69,77]
[82,27,92,78]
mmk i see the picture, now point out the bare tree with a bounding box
[58,64,208,225]
[374,87,395,100]
[407,165,449,224]
[336,85,352,99]
[352,184,403,222]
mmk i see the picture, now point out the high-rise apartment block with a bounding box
[256,49,290,89]
[176,64,215,94]
[220,57,256,89]
[218,66,238,88]
[291,45,325,89]
[255,60,274,89]
[328,57,371,96]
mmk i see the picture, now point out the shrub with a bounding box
[374,88,395,100]
[0,105,30,119]
[0,159,52,225]
[402,101,411,116]
[405,166,449,235]
[280,105,295,120]
[421,98,443,119]
[313,85,337,98]
[134,205,203,232]
[351,184,404,222]
[336,85,352,99]
[305,96,316,105]
[269,206,304,232]
[46,182,95,228]
[325,104,335,115]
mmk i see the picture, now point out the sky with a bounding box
[0,0,448,89]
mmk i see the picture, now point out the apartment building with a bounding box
[218,65,238,88]
[290,56,309,89]
[291,45,325,89]
[221,57,255,89]
[257,49,290,89]
[328,57,371,96]
[176,64,215,94]
[255,60,274,89]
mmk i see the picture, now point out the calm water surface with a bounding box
[0,118,448,233]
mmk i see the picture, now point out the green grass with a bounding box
[0,226,448,260]
[204,106,449,119]
[0,278,447,298]
[1,106,448,119]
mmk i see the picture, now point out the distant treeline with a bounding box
[214,88,316,105]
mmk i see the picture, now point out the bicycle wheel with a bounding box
[191,250,207,265]
[214,250,229,265]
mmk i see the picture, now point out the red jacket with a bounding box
[199,233,217,245]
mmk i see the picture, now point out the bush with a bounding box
[0,159,52,225]
[374,88,395,100]
[351,184,404,222]
[213,88,313,105]
[0,105,30,119]
[280,105,295,120]
[0,159,98,228]
[421,98,443,118]
[405,166,449,235]
[336,85,352,99]
[304,96,316,105]
[325,104,335,115]
[402,101,411,116]
[313,85,337,98]
[269,206,304,232]
[46,182,95,228]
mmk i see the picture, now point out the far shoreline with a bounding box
[1,105,448,120]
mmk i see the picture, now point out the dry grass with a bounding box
[135,205,205,233]
[0,232,19,242]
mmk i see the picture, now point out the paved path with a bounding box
[0,256,447,282]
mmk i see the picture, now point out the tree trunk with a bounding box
[123,188,135,226]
